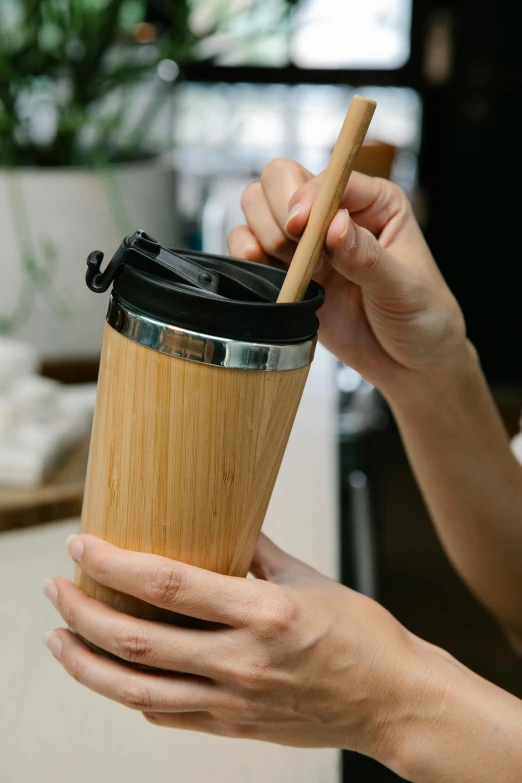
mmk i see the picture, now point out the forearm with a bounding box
[382,637,522,783]
[383,340,522,634]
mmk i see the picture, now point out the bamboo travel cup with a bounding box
[79,230,324,623]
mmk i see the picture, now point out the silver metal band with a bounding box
[106,295,316,371]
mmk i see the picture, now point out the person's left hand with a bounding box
[43,533,434,763]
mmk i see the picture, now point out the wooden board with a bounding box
[0,438,89,532]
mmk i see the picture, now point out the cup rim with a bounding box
[106,295,316,371]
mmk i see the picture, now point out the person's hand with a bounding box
[228,161,469,398]
[43,533,522,782]
[44,533,433,764]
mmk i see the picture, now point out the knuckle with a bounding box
[360,232,382,274]
[393,181,410,206]
[90,550,112,585]
[261,157,295,186]
[219,720,259,740]
[64,603,79,631]
[240,181,261,212]
[263,230,287,257]
[113,623,154,664]
[383,178,404,199]
[236,655,271,691]
[145,564,184,606]
[239,694,264,721]
[227,225,242,248]
[227,226,260,260]
[119,678,153,711]
[386,181,412,217]
[231,723,259,740]
[69,654,88,684]
[258,595,299,638]
[143,712,162,725]
[372,179,412,225]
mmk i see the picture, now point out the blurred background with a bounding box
[1,2,521,782]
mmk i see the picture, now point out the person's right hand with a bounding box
[228,160,469,397]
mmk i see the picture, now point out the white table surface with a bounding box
[0,345,340,783]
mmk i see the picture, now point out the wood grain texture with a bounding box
[277,95,377,304]
[79,324,309,621]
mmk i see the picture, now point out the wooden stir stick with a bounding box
[277,95,377,304]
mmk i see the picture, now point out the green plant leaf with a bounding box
[3,0,296,166]
[118,0,146,30]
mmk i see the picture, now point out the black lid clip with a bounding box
[86,230,282,303]
[86,230,220,295]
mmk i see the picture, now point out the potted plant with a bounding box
[0,0,296,359]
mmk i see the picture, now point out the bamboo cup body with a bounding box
[79,322,309,622]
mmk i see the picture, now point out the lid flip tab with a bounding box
[86,230,220,295]
[86,230,280,303]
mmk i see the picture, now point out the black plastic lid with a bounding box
[86,231,324,344]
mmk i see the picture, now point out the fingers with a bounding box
[260,158,312,233]
[47,577,232,676]
[231,160,416,300]
[287,170,409,239]
[46,628,218,713]
[67,534,260,627]
[323,209,409,296]
[250,534,294,582]
[240,182,296,265]
[144,711,218,734]
[232,159,312,267]
[227,225,271,265]
[144,712,260,741]
[228,226,287,272]
[228,223,331,287]
[250,534,320,586]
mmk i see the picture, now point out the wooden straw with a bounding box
[277,95,377,304]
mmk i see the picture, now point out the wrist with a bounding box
[380,337,481,413]
[379,637,522,783]
[364,634,452,774]
[376,637,462,779]
[353,631,452,770]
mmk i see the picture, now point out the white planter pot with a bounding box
[0,157,179,359]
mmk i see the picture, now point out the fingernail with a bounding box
[44,631,62,661]
[43,579,58,607]
[66,534,83,564]
[285,203,302,231]
[339,209,356,251]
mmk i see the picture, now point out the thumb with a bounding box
[250,534,314,585]
[325,208,407,295]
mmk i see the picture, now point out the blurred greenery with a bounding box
[0,0,297,167]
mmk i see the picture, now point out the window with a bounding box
[292,0,412,70]
[189,0,413,70]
